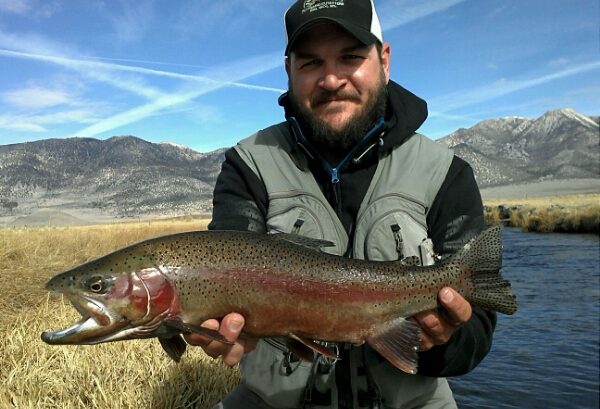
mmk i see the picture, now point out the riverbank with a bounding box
[484,193,599,233]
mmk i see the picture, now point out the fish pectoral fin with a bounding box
[366,317,421,375]
[271,233,335,251]
[163,318,234,345]
[287,333,339,361]
[159,335,187,363]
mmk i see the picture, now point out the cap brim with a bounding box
[285,17,379,55]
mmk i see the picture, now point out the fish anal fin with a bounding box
[163,318,234,345]
[288,333,339,360]
[367,317,421,375]
[286,338,315,362]
[159,335,187,362]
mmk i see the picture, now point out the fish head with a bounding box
[41,248,180,345]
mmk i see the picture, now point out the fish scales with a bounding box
[41,226,516,374]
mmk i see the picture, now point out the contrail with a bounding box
[429,60,600,113]
[0,48,286,94]
[72,51,284,137]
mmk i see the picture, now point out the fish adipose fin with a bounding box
[159,335,187,363]
[367,317,421,375]
[455,226,518,315]
[287,333,339,361]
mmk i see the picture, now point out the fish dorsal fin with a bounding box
[367,317,421,375]
[287,333,339,360]
[401,256,421,267]
[270,233,335,252]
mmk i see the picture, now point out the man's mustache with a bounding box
[311,90,361,106]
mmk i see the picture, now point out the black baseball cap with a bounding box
[284,0,383,56]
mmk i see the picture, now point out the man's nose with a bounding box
[318,64,348,90]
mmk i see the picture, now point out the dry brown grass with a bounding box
[484,193,599,233]
[0,217,240,409]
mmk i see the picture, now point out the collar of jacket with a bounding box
[278,80,428,180]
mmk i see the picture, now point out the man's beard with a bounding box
[289,72,388,152]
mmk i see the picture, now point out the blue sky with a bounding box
[0,0,598,152]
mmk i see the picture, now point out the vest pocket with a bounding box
[267,206,323,238]
[365,211,428,262]
[266,194,348,256]
[241,339,315,408]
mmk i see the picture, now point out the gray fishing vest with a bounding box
[233,123,456,409]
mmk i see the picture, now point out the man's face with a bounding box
[286,23,390,150]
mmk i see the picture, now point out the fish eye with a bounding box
[87,276,107,294]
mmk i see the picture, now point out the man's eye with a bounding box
[343,54,363,61]
[300,59,318,69]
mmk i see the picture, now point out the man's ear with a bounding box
[381,43,391,83]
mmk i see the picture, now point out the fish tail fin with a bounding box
[454,226,517,315]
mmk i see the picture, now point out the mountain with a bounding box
[0,136,225,223]
[439,108,599,186]
[1,108,597,225]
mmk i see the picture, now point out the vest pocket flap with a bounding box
[266,195,348,256]
[354,196,428,262]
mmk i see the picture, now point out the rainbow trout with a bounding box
[41,226,516,374]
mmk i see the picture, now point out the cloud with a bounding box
[2,85,77,109]
[429,60,600,113]
[0,108,99,133]
[549,58,570,67]
[0,0,472,140]
[378,0,467,31]
[103,0,156,44]
[0,0,61,18]
[0,27,286,138]
[0,0,29,14]
[0,116,47,132]
[170,0,287,39]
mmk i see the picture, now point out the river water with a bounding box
[449,228,600,408]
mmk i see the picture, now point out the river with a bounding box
[449,227,600,408]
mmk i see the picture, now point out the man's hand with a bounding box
[413,287,472,352]
[183,313,257,367]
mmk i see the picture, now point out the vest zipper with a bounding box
[288,116,386,184]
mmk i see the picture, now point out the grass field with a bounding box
[484,193,599,233]
[0,217,240,409]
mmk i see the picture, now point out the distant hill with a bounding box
[0,108,598,225]
[0,136,225,223]
[438,108,599,186]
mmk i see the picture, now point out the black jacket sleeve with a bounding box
[417,156,497,377]
[208,148,269,233]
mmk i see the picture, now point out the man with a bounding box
[186,1,496,408]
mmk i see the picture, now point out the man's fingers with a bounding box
[439,287,472,327]
[413,289,472,351]
[182,314,246,362]
[183,319,220,348]
[219,313,245,342]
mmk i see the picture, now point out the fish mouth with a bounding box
[41,293,128,345]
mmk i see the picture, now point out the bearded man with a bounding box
[185,1,496,408]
